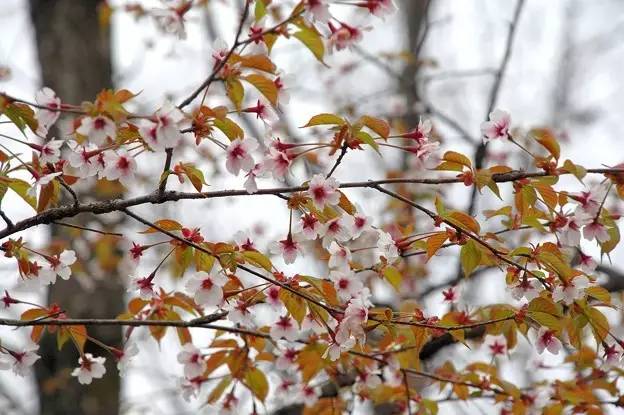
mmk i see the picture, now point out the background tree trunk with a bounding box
[29,2,123,414]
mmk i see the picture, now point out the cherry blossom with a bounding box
[27,171,62,198]
[328,241,351,271]
[376,230,399,261]
[179,377,203,402]
[408,140,440,168]
[242,99,278,126]
[319,215,353,248]
[510,278,541,302]
[234,230,257,251]
[76,115,116,145]
[603,343,622,367]
[226,137,258,175]
[327,22,368,52]
[362,0,398,19]
[140,102,185,151]
[307,174,340,210]
[484,335,508,357]
[275,348,298,371]
[570,183,608,216]
[185,270,228,307]
[270,315,299,342]
[535,327,562,355]
[270,233,304,264]
[558,212,590,247]
[583,220,610,243]
[39,249,77,285]
[303,0,330,23]
[274,73,295,106]
[220,392,240,415]
[552,276,590,305]
[442,285,460,304]
[153,4,188,39]
[402,118,432,143]
[0,341,40,376]
[71,353,107,384]
[350,211,373,239]
[211,38,229,66]
[298,384,319,407]
[67,141,100,178]
[1,291,18,309]
[102,150,137,187]
[243,163,265,193]
[38,139,64,164]
[227,300,253,326]
[177,343,206,378]
[265,285,282,310]
[35,87,61,134]
[128,274,156,300]
[578,251,597,274]
[354,367,382,391]
[330,270,363,301]
[302,313,325,334]
[382,357,403,387]
[263,147,292,179]
[293,213,322,240]
[323,335,356,361]
[481,109,511,142]
[115,342,138,377]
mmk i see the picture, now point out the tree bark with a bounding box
[29,2,123,414]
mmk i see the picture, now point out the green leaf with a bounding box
[243,74,278,106]
[242,250,273,272]
[382,266,402,290]
[7,178,36,209]
[225,78,244,111]
[254,0,267,20]
[460,240,481,277]
[214,117,244,141]
[354,130,380,154]
[358,115,390,139]
[293,25,325,63]
[244,367,269,402]
[302,113,345,127]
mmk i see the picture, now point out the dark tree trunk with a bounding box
[29,2,123,414]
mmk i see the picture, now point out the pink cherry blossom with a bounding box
[71,353,107,384]
[234,230,257,251]
[102,150,137,187]
[328,241,351,271]
[270,233,304,264]
[185,271,228,307]
[265,285,282,310]
[583,220,610,243]
[275,348,298,371]
[128,274,156,300]
[510,278,541,302]
[361,0,397,19]
[319,215,353,248]
[177,343,206,378]
[484,335,507,357]
[402,118,431,143]
[242,99,278,126]
[270,315,299,342]
[298,384,319,407]
[558,212,590,247]
[263,147,292,179]
[330,270,363,301]
[40,249,77,284]
[76,115,116,145]
[578,251,597,274]
[442,285,460,304]
[535,327,562,355]
[227,300,253,326]
[571,183,608,216]
[243,163,266,194]
[303,0,330,23]
[0,340,40,376]
[154,101,185,149]
[38,139,64,164]
[115,342,138,377]
[327,22,368,52]
[407,140,440,168]
[552,276,590,305]
[35,87,61,135]
[226,137,258,175]
[153,6,187,39]
[179,376,203,402]
[293,213,322,240]
[67,141,100,178]
[603,343,622,367]
[376,230,399,261]
[27,171,62,198]
[481,109,511,143]
[307,174,340,210]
